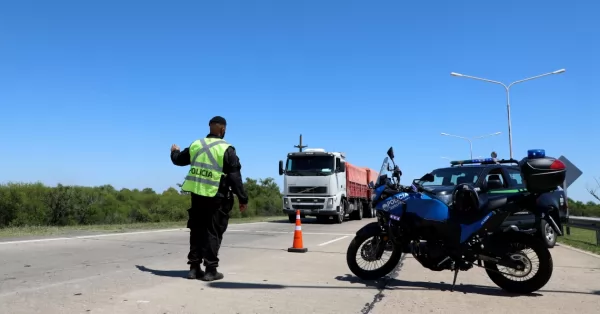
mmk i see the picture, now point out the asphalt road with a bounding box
[0,218,599,314]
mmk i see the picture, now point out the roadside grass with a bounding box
[0,215,286,239]
[558,226,600,255]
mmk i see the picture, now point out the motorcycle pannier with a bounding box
[519,157,566,193]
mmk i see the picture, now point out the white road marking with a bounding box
[75,228,185,239]
[0,237,72,245]
[318,236,349,246]
[0,221,271,246]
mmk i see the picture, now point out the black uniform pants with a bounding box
[187,196,233,270]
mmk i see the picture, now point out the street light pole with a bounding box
[450,69,566,159]
[440,132,502,159]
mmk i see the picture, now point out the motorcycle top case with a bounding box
[519,156,566,193]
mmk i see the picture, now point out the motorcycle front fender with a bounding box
[355,221,386,238]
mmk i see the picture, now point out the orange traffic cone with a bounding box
[288,210,308,253]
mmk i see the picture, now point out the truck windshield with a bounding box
[286,156,334,175]
[421,167,483,186]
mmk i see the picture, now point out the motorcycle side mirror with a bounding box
[420,173,435,182]
[387,147,395,159]
[278,160,284,175]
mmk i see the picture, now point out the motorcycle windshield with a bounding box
[375,157,391,187]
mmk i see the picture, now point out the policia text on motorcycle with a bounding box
[170,116,249,282]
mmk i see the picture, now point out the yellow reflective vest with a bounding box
[181,138,231,197]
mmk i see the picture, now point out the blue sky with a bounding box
[1,0,598,202]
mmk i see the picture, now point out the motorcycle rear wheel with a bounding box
[346,231,402,280]
[484,232,553,294]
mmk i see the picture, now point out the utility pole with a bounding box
[294,134,307,152]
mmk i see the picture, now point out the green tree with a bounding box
[0,177,283,228]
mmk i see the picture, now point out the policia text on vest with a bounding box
[181,138,231,197]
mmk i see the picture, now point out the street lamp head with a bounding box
[552,69,566,74]
[450,72,463,77]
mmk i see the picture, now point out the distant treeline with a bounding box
[1,180,599,228]
[0,178,282,228]
[566,198,600,217]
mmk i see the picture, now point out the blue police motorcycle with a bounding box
[346,147,566,294]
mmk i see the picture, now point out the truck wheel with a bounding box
[350,201,363,220]
[364,202,374,218]
[540,220,557,248]
[334,200,346,224]
[288,214,296,223]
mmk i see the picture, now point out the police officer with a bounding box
[170,116,249,281]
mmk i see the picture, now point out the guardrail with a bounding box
[565,215,600,245]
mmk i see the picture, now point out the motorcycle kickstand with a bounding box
[450,269,459,292]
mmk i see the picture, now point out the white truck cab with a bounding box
[278,148,362,224]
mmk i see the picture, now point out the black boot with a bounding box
[187,264,205,280]
[201,267,224,282]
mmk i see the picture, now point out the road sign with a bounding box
[558,155,582,189]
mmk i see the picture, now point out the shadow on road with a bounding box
[135,265,188,279]
[334,274,537,297]
[205,279,530,297]
[205,274,600,297]
[134,266,600,297]
[335,273,600,297]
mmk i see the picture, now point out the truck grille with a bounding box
[288,186,327,194]
[290,198,325,203]
[292,204,324,210]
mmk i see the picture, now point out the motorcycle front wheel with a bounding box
[346,230,402,280]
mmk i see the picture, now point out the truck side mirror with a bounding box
[338,162,346,172]
[278,160,284,175]
[368,181,375,189]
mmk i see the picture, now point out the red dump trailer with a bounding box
[346,162,368,199]
[344,163,379,219]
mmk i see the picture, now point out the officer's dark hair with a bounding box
[209,116,227,126]
[209,116,227,138]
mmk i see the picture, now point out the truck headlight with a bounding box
[284,198,289,208]
[327,198,333,208]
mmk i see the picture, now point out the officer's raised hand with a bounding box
[171,144,180,152]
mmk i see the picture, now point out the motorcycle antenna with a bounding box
[294,134,307,152]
